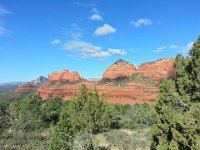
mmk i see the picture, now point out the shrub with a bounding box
[104,129,150,150]
[112,103,154,129]
[97,78,111,85]
[9,95,46,131]
[112,76,129,87]
[50,85,116,150]
[40,96,63,125]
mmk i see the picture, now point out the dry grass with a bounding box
[95,128,150,150]
[95,134,110,148]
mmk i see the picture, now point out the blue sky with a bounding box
[1,0,200,82]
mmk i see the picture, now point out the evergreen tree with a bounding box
[151,36,200,150]
[9,94,45,131]
[50,84,114,150]
[40,96,63,125]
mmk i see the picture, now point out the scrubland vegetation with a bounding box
[0,85,153,150]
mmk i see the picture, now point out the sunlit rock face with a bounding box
[48,69,81,82]
[137,58,176,82]
[38,58,176,105]
[103,59,137,80]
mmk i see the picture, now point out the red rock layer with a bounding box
[38,58,176,105]
[38,82,157,105]
[17,83,37,91]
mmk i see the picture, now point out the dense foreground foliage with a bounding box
[151,36,200,149]
[0,85,154,150]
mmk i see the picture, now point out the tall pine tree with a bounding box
[151,36,200,150]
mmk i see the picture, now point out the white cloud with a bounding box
[0,4,10,36]
[89,8,103,21]
[185,41,194,51]
[131,18,153,27]
[0,26,9,35]
[153,46,167,53]
[73,1,95,8]
[108,48,126,55]
[63,40,126,59]
[91,8,100,14]
[63,23,83,40]
[68,31,83,40]
[89,14,103,21]
[153,41,194,53]
[169,44,178,49]
[94,24,116,36]
[51,39,61,45]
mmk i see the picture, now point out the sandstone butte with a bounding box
[48,69,81,82]
[103,59,137,79]
[37,58,175,105]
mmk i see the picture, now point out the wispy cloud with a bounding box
[184,41,194,52]
[89,8,103,21]
[73,1,96,8]
[51,39,61,45]
[169,44,178,49]
[0,4,11,36]
[63,23,83,40]
[131,18,153,27]
[0,4,10,16]
[0,25,9,35]
[89,14,103,21]
[153,46,167,53]
[93,24,116,36]
[153,41,194,53]
[63,40,126,59]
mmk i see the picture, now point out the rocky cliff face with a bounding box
[38,58,176,105]
[48,69,81,82]
[137,58,176,82]
[38,69,88,99]
[103,59,137,79]
[17,83,37,91]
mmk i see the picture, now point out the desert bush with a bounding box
[2,128,51,150]
[50,85,116,150]
[112,103,154,129]
[40,96,63,126]
[97,78,111,85]
[112,76,129,87]
[9,95,47,131]
[104,129,150,150]
[132,73,157,86]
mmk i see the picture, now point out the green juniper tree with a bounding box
[151,36,200,150]
[50,84,115,150]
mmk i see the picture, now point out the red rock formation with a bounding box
[18,83,37,91]
[38,58,176,105]
[48,69,81,82]
[137,58,176,82]
[103,59,137,79]
[48,72,60,81]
